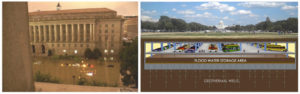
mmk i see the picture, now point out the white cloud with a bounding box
[142,10,157,15]
[195,2,236,12]
[238,10,251,15]
[230,10,258,17]
[222,16,229,20]
[141,15,158,22]
[177,10,195,15]
[185,12,218,19]
[238,2,286,8]
[238,2,298,11]
[281,5,298,10]
[172,8,177,11]
[230,10,250,15]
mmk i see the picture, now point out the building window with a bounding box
[74,44,77,47]
[105,36,108,40]
[111,36,114,47]
[105,24,108,27]
[105,41,107,48]
[63,44,65,47]
[41,45,45,54]
[111,24,114,27]
[57,44,60,47]
[87,44,89,48]
[32,45,35,53]
[52,44,54,47]
[100,24,102,28]
[112,30,114,33]
[80,44,83,47]
[105,30,108,33]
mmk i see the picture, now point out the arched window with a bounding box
[32,45,35,53]
[41,45,45,54]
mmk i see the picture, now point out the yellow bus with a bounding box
[261,44,287,52]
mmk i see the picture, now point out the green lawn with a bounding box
[141,32,298,39]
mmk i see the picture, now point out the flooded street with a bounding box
[33,57,121,87]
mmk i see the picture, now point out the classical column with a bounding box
[89,23,93,42]
[38,25,41,42]
[43,25,47,42]
[29,26,32,42]
[33,25,36,42]
[66,24,69,42]
[84,23,86,42]
[3,2,35,91]
[60,24,63,42]
[92,24,94,41]
[49,25,52,42]
[72,24,74,42]
[54,25,57,42]
[77,24,80,42]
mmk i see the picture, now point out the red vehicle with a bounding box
[208,44,218,52]
[174,45,189,52]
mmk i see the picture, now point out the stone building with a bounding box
[123,16,138,41]
[29,4,124,61]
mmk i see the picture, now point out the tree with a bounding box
[272,24,283,31]
[119,37,138,87]
[158,16,173,31]
[141,21,158,31]
[84,48,102,59]
[171,18,187,31]
[141,15,217,32]
[48,50,53,56]
[225,17,297,33]
[286,18,298,32]
[84,48,93,59]
[264,17,272,31]
[92,48,101,59]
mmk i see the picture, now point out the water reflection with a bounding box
[33,58,121,87]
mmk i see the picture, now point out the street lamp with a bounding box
[74,50,78,54]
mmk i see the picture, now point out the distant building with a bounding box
[216,20,227,30]
[28,3,126,61]
[123,16,138,42]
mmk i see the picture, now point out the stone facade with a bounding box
[3,2,35,91]
[124,16,138,41]
[29,8,124,61]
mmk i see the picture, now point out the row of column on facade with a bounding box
[29,23,95,43]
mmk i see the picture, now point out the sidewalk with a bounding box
[35,82,137,92]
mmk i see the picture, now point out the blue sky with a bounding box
[141,2,298,26]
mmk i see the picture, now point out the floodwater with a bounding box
[33,58,121,86]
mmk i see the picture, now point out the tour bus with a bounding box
[222,44,240,52]
[185,45,196,53]
[261,44,287,52]
[152,44,173,52]
[208,44,218,52]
